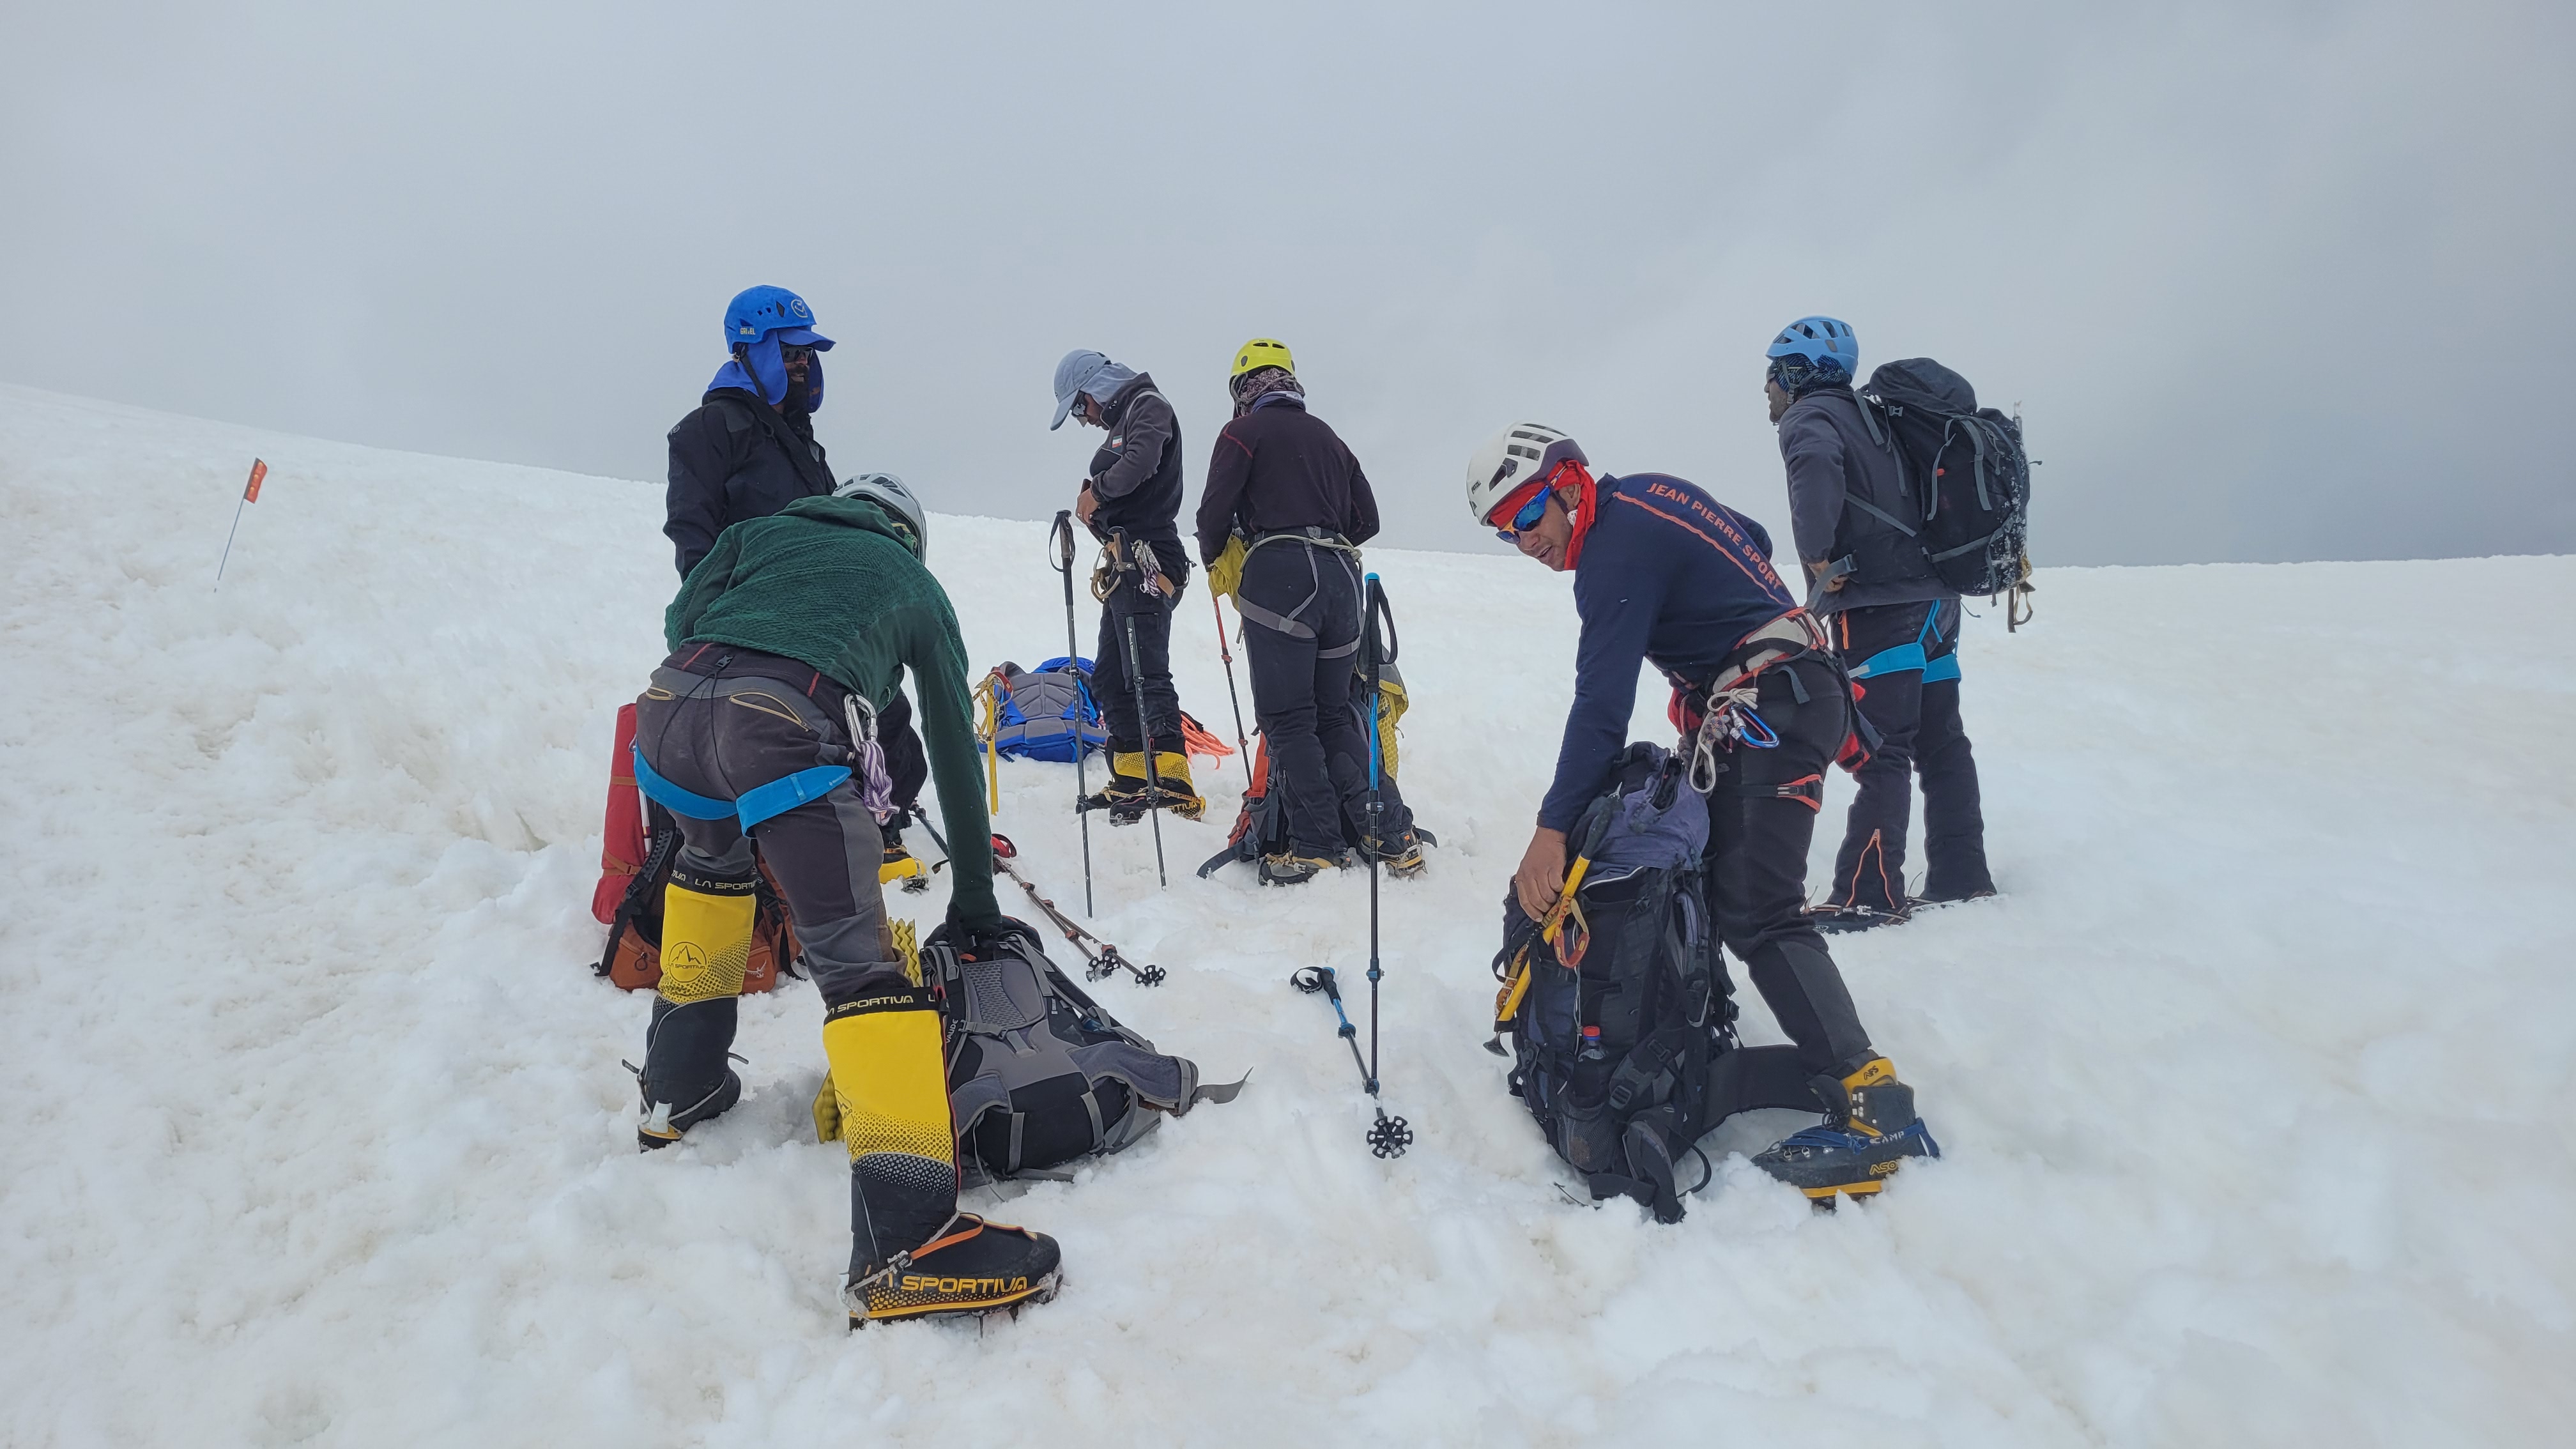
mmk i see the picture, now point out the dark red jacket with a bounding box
[1195,395,1382,566]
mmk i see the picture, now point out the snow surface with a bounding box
[4,381,2572,1447]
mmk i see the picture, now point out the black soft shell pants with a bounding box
[1825,600,1993,910]
[1701,656,1875,1077]
[1092,573,1183,758]
[877,689,927,821]
[1239,539,1413,857]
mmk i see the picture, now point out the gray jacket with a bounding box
[1778,387,1951,615]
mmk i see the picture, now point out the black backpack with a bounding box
[1496,743,1820,1221]
[1857,358,2032,597]
[1195,661,1431,878]
[928,924,1241,1183]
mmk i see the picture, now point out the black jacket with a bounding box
[1085,375,1189,585]
[1195,395,1382,565]
[665,388,838,576]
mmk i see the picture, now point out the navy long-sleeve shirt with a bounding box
[1538,473,1797,831]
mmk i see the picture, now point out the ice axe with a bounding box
[986,831,1165,986]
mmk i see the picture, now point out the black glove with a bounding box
[930,912,1034,956]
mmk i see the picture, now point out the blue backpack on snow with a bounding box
[986,657,1108,762]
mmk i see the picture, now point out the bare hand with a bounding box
[1513,827,1570,921]
[1823,571,1846,592]
[1075,485,1100,525]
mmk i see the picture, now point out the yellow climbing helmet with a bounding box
[1230,337,1295,378]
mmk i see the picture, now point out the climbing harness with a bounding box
[1680,610,1832,794]
[1229,528,1364,652]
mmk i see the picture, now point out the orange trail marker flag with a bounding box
[217,459,267,585]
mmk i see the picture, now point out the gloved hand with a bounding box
[1206,533,1248,602]
[930,912,1034,956]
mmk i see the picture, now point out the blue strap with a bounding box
[1919,599,1961,682]
[1851,641,1928,680]
[631,746,736,820]
[1853,602,1955,680]
[733,765,854,830]
[631,745,852,831]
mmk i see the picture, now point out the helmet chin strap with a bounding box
[1555,462,1602,572]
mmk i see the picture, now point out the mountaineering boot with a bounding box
[879,816,926,891]
[636,866,756,1149]
[1365,829,1427,878]
[1101,751,1206,821]
[845,1213,1063,1328]
[1260,850,1343,887]
[1910,885,1997,908]
[1752,1056,1941,1202]
[824,982,1061,1325]
[1808,899,1913,934]
[635,1022,741,1150]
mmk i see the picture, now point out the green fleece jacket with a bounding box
[665,494,999,928]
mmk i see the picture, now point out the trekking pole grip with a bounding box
[1050,510,1075,572]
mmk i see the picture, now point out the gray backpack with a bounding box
[933,926,1242,1181]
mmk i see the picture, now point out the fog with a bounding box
[4,0,2568,565]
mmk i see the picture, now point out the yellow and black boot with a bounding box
[878,816,926,891]
[1101,750,1204,820]
[824,984,1061,1326]
[1751,1057,1942,1202]
[635,866,754,1150]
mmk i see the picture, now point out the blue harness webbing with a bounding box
[1852,604,1963,685]
[631,745,853,831]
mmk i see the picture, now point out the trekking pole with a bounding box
[1049,511,1095,916]
[988,832,1165,985]
[1110,528,1169,890]
[1211,592,1254,788]
[1360,572,1406,1156]
[1291,571,1412,1159]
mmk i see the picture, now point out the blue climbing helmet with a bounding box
[724,286,832,349]
[713,286,834,410]
[1765,316,1858,383]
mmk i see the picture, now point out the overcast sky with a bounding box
[4,1,2569,565]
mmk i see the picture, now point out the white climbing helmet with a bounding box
[833,472,929,561]
[1464,423,1588,527]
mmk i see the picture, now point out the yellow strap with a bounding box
[1492,852,1595,1027]
[1541,857,1592,946]
[974,673,1002,814]
[1493,953,1534,1025]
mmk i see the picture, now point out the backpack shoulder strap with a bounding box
[1855,392,1889,448]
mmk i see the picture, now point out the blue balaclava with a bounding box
[710,286,835,411]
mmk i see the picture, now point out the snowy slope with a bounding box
[3,382,2571,1448]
